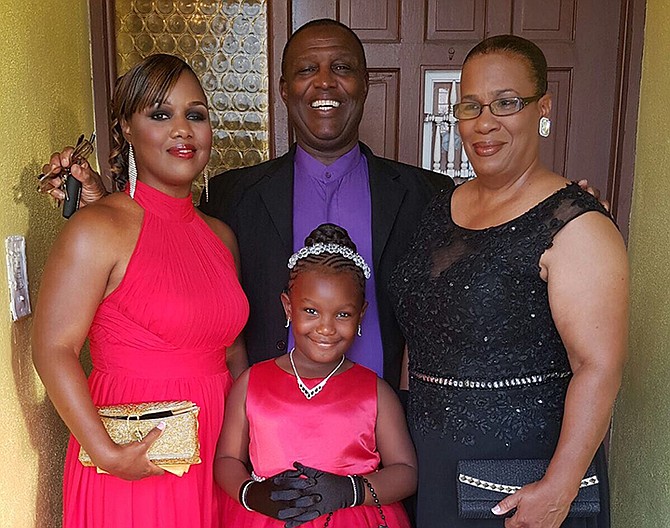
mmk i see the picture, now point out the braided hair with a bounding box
[287,223,367,299]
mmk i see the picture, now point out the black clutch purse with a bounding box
[457,459,600,519]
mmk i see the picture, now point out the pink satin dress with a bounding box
[62,180,249,528]
[222,360,411,528]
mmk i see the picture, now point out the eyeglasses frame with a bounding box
[453,94,545,121]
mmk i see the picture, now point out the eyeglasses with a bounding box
[453,95,543,120]
[37,133,96,197]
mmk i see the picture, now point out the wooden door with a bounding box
[268,0,645,239]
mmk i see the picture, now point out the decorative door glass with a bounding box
[422,70,474,182]
[115,0,269,183]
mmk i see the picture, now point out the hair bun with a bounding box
[304,223,357,252]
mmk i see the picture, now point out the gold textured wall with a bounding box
[609,1,670,526]
[0,1,94,527]
[115,0,270,178]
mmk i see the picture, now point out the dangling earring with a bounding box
[539,116,551,138]
[357,324,362,337]
[128,143,137,199]
[203,171,209,203]
[285,318,291,328]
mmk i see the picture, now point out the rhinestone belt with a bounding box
[458,472,599,495]
[410,369,571,390]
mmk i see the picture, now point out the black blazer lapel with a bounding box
[364,144,407,271]
[256,148,296,253]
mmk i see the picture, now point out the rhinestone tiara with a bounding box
[287,243,371,279]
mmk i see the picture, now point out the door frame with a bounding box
[89,1,117,190]
[607,0,646,240]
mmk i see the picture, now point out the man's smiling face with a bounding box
[280,24,369,164]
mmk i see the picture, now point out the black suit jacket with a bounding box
[200,142,453,389]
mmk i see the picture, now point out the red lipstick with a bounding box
[472,141,504,157]
[167,144,196,159]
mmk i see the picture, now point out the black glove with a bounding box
[240,468,317,521]
[281,462,365,527]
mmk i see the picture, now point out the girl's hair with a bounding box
[464,34,548,95]
[108,54,198,191]
[287,223,367,298]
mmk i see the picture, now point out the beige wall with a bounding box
[610,0,670,526]
[0,1,93,526]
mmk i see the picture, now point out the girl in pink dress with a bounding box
[216,223,416,528]
[32,54,248,527]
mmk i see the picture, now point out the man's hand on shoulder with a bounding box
[576,179,610,211]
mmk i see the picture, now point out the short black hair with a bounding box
[281,18,367,77]
[464,34,548,95]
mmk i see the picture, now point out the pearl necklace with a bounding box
[289,348,346,400]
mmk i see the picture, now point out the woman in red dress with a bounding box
[32,54,249,528]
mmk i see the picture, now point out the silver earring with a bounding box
[285,318,290,328]
[539,116,551,138]
[128,143,137,198]
[357,324,362,337]
[203,172,209,203]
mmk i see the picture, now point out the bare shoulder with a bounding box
[527,171,571,200]
[57,192,141,253]
[376,376,400,405]
[542,209,626,279]
[540,170,570,187]
[552,209,624,251]
[513,171,571,214]
[196,210,237,252]
[43,192,144,298]
[375,376,411,440]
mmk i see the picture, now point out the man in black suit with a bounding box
[199,19,450,390]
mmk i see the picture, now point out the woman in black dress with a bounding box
[390,35,628,528]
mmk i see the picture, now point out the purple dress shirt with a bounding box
[289,144,384,377]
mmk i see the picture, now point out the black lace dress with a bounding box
[390,183,612,528]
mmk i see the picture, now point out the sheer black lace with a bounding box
[390,183,611,447]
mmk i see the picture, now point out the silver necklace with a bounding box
[289,348,346,400]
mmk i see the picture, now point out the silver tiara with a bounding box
[287,243,371,279]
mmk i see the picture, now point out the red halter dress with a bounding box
[62,180,249,528]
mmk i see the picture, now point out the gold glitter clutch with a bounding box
[78,401,201,476]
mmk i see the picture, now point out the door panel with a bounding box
[360,70,400,159]
[426,0,486,40]
[341,0,400,41]
[514,0,576,39]
[542,72,572,176]
[291,1,336,29]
